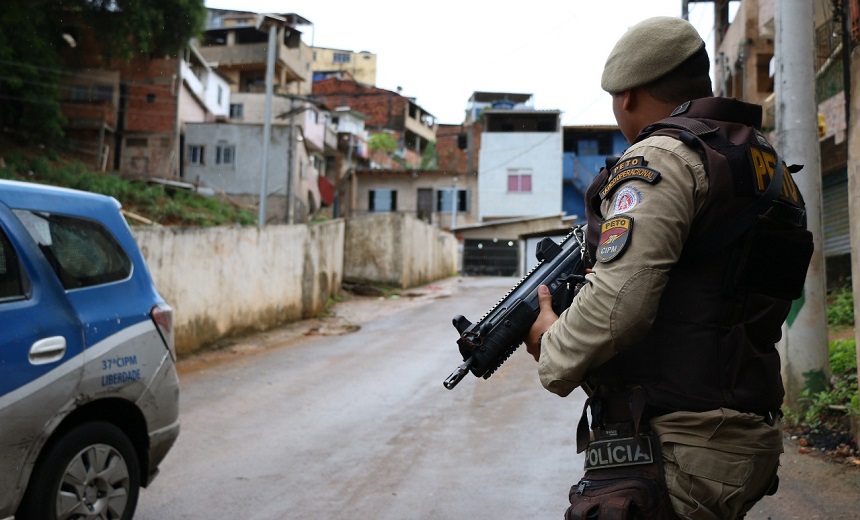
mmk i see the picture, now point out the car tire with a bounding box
[16,421,140,520]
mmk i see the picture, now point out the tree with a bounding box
[0,0,206,143]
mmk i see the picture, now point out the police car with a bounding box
[0,179,180,520]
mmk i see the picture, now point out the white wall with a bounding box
[477,132,563,220]
[131,215,458,356]
[133,220,344,355]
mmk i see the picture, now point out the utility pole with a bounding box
[844,3,860,435]
[286,97,296,224]
[775,0,831,407]
[257,19,278,227]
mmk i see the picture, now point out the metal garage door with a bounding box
[822,169,850,256]
[463,238,518,276]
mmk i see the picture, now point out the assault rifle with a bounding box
[443,226,587,390]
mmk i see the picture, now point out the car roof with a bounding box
[0,179,122,218]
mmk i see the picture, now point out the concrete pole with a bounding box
[257,23,277,227]
[775,0,830,408]
[846,15,860,437]
[287,98,296,224]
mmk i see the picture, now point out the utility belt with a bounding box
[566,387,679,520]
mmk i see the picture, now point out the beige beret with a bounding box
[601,16,705,93]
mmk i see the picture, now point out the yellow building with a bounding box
[312,47,377,85]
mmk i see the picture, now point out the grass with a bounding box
[0,144,255,227]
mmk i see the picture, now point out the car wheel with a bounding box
[17,421,140,520]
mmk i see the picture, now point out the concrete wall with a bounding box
[478,131,563,220]
[344,213,458,288]
[132,220,344,355]
[131,214,457,356]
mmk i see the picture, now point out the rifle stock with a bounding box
[443,226,586,389]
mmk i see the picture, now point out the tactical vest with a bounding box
[584,97,813,414]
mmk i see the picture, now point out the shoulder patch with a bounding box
[600,163,661,200]
[747,145,801,204]
[596,215,633,263]
[610,156,648,176]
[611,186,642,215]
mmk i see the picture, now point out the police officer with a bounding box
[525,16,812,520]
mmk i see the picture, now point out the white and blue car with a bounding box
[0,179,180,520]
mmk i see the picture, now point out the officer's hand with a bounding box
[525,285,559,362]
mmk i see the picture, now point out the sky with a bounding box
[203,1,736,126]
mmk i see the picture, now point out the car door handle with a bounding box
[29,336,67,365]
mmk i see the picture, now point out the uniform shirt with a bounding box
[538,135,708,397]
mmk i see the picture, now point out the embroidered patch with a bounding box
[610,156,648,176]
[599,166,661,200]
[596,216,633,263]
[584,435,654,470]
[611,186,642,215]
[747,145,801,204]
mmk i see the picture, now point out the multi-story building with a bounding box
[199,10,313,97]
[312,76,437,169]
[190,9,334,223]
[475,93,562,221]
[312,47,377,86]
[562,126,627,222]
[59,35,228,179]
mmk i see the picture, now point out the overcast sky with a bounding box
[203,1,737,126]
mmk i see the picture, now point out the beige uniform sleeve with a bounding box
[538,136,708,397]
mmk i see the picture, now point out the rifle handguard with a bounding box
[443,226,586,389]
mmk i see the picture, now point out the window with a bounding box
[217,85,223,106]
[436,189,469,212]
[146,93,156,104]
[215,144,235,165]
[13,210,131,290]
[0,229,25,301]
[369,189,397,212]
[333,52,351,64]
[187,145,205,165]
[229,103,244,119]
[507,169,532,192]
[95,85,113,103]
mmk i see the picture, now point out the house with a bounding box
[183,95,337,223]
[59,35,228,179]
[199,9,313,97]
[312,47,377,86]
[326,107,371,219]
[312,77,437,169]
[562,126,627,222]
[474,92,562,221]
[191,8,333,223]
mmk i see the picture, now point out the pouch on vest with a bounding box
[726,213,813,300]
[568,389,679,520]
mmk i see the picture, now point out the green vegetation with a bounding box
[827,283,855,327]
[0,0,206,142]
[788,282,858,435]
[0,149,254,227]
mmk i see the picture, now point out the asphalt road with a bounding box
[135,277,589,519]
[134,276,860,520]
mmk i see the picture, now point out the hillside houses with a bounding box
[55,6,626,275]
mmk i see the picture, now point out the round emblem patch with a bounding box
[612,186,642,215]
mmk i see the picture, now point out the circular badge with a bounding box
[612,186,642,215]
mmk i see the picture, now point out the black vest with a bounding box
[584,97,813,414]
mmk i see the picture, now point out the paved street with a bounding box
[135,277,588,519]
[135,276,860,519]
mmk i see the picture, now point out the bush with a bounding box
[827,284,854,326]
[797,338,859,430]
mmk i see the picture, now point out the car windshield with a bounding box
[13,209,131,289]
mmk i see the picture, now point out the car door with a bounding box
[0,204,85,510]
